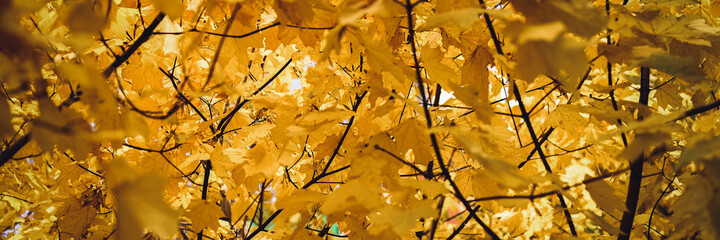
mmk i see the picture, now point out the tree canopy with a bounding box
[2,0,720,239]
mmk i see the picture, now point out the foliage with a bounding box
[2,0,720,239]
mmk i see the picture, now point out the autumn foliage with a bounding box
[3,0,720,239]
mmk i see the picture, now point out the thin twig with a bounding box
[302,92,367,188]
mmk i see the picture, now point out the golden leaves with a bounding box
[152,0,184,20]
[512,30,588,87]
[362,39,411,83]
[320,179,384,216]
[678,135,720,168]
[55,188,103,239]
[106,159,178,239]
[417,8,483,31]
[184,199,224,233]
[420,45,457,86]
[585,179,627,214]
[636,54,704,82]
[35,99,93,160]
[391,119,434,165]
[510,0,607,38]
[368,199,436,237]
[5,0,720,239]
[545,105,588,131]
[61,1,106,33]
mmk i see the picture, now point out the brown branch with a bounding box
[374,145,433,179]
[512,85,578,236]
[204,4,242,89]
[618,67,650,240]
[0,133,31,169]
[245,210,282,239]
[478,0,504,55]
[404,1,499,239]
[446,206,480,240]
[427,195,445,239]
[114,72,185,119]
[160,62,215,132]
[201,160,212,200]
[102,13,165,78]
[0,193,33,204]
[154,22,280,38]
[675,98,720,121]
[153,22,332,38]
[517,127,554,168]
[526,144,593,160]
[62,152,103,178]
[647,172,677,240]
[471,167,631,202]
[215,59,293,138]
[528,84,560,114]
[123,142,182,153]
[302,91,367,189]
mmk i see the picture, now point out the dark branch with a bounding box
[102,13,165,78]
[215,59,293,137]
[302,91,367,189]
[405,1,499,238]
[512,85,577,236]
[471,167,631,202]
[0,133,31,169]
[245,210,282,239]
[618,67,650,240]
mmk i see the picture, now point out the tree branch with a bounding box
[0,133,31,168]
[512,85,578,236]
[154,22,280,38]
[471,167,631,202]
[302,91,367,189]
[201,160,212,200]
[676,98,720,121]
[374,145,433,179]
[204,4,242,89]
[647,172,677,240]
[404,1,499,239]
[102,13,165,78]
[618,67,650,240]
[214,59,293,138]
[245,210,282,239]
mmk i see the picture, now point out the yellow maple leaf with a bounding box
[368,199,436,237]
[185,199,224,233]
[391,119,434,165]
[55,188,102,239]
[152,0,183,20]
[106,159,178,239]
[420,45,457,86]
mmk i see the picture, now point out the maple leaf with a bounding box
[4,0,720,239]
[55,188,103,239]
[185,199,224,233]
[106,159,178,239]
[391,119,434,165]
